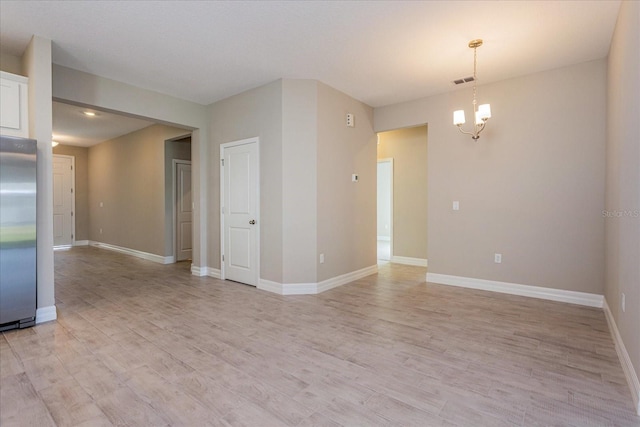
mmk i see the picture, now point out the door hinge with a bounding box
[71,211,73,217]
[70,165,73,170]
[222,254,224,262]
[71,188,73,193]
[221,206,225,214]
[221,159,224,166]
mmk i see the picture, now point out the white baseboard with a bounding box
[36,306,57,324]
[74,240,89,246]
[90,241,174,264]
[603,299,640,415]
[377,236,390,242]
[53,245,72,251]
[258,264,378,295]
[191,265,207,276]
[190,265,221,279]
[426,272,604,308]
[391,256,428,267]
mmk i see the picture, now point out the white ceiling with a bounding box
[52,102,154,147]
[1,1,621,109]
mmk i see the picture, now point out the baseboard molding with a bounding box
[90,241,174,264]
[258,264,378,295]
[603,299,640,415]
[74,240,89,246]
[36,305,57,324]
[391,256,428,267]
[377,236,390,242]
[191,265,207,276]
[190,265,221,279]
[426,272,604,308]
[53,245,72,251]
[207,268,221,279]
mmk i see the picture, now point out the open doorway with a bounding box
[376,125,428,267]
[377,158,393,261]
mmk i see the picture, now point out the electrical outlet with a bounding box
[453,201,460,211]
[494,253,502,263]
[319,253,325,264]
[99,228,103,234]
[621,293,626,312]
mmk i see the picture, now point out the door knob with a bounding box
[249,220,256,225]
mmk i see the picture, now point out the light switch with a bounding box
[352,174,359,182]
[453,201,459,211]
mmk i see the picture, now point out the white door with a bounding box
[52,155,74,247]
[175,161,192,261]
[221,138,259,286]
[377,158,393,261]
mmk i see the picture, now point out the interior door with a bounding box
[175,161,192,261]
[221,139,258,286]
[52,155,74,247]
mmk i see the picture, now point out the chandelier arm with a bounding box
[456,126,477,137]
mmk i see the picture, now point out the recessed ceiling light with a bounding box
[83,111,96,117]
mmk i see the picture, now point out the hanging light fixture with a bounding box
[453,39,491,140]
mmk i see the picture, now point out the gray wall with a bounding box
[0,52,23,75]
[377,125,428,261]
[52,144,89,241]
[88,124,189,256]
[23,37,55,310]
[375,59,607,294]
[605,0,639,403]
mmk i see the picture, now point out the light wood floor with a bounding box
[1,247,638,426]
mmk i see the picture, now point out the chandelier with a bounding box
[453,39,491,140]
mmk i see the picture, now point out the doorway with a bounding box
[220,137,260,286]
[52,154,74,248]
[174,160,192,261]
[377,158,393,261]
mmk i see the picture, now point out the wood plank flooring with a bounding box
[1,246,638,426]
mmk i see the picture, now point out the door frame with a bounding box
[377,157,393,260]
[219,137,260,284]
[52,154,76,248]
[172,159,192,262]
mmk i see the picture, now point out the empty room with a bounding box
[0,1,638,426]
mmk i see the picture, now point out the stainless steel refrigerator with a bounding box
[0,135,37,331]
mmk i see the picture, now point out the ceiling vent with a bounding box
[453,76,475,85]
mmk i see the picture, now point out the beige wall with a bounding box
[52,145,89,241]
[209,79,375,284]
[52,65,209,269]
[0,52,23,75]
[209,80,283,281]
[605,0,640,404]
[375,59,607,294]
[317,81,376,282]
[88,124,188,256]
[282,80,318,283]
[377,126,428,260]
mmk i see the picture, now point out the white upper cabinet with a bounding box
[1,71,29,138]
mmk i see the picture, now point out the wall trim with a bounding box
[191,265,207,276]
[207,268,221,279]
[190,265,221,279]
[391,256,428,267]
[426,272,604,308]
[36,306,57,324]
[603,299,640,415]
[90,241,174,264]
[73,240,89,246]
[258,264,378,295]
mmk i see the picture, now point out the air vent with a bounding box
[453,76,475,85]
